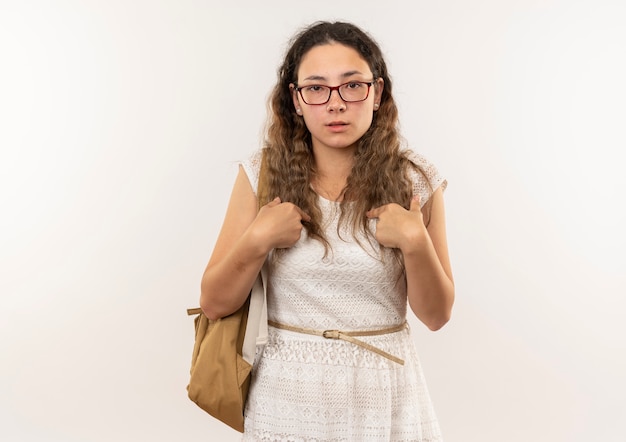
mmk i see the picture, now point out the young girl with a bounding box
[200,21,454,441]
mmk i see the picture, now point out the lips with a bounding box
[327,121,348,127]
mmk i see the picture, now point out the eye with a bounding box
[304,85,325,92]
[345,82,363,89]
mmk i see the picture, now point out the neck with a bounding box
[312,146,354,179]
[311,148,355,201]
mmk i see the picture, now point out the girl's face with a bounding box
[291,43,384,155]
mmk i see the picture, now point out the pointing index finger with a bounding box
[297,207,311,222]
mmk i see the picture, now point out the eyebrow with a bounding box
[301,70,367,82]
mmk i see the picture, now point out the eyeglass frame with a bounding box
[293,80,375,105]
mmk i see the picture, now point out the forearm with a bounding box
[200,229,269,320]
[402,234,455,331]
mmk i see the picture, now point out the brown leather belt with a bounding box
[268,320,407,365]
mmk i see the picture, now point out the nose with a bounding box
[326,89,346,111]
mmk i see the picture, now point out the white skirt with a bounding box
[242,325,442,442]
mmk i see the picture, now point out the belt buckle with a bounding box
[322,330,340,339]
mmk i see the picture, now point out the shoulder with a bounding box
[403,149,448,207]
[240,149,264,195]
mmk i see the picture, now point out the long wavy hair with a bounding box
[258,21,429,255]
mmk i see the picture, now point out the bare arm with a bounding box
[200,166,310,320]
[366,188,454,330]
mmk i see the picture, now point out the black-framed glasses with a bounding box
[295,81,374,105]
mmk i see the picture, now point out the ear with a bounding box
[290,83,303,115]
[373,77,384,109]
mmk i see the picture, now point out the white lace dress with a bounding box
[241,150,447,442]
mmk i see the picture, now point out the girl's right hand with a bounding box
[250,197,311,252]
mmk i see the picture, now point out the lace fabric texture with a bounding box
[240,150,446,442]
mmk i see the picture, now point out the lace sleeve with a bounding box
[240,149,263,195]
[405,150,448,208]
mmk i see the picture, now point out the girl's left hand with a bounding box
[366,195,427,250]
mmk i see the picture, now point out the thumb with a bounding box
[409,194,421,212]
[266,196,281,207]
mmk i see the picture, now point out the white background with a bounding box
[1,1,624,441]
